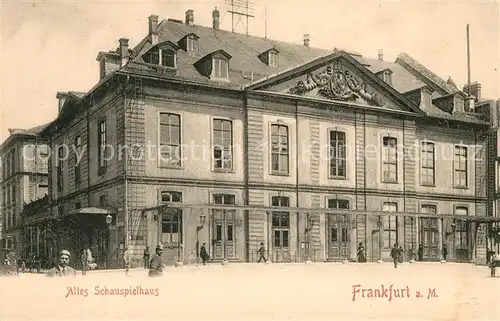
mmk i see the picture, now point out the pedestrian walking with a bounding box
[390,244,400,268]
[80,249,88,276]
[442,244,448,261]
[148,244,164,277]
[143,247,150,269]
[417,243,424,261]
[200,243,209,265]
[398,246,404,263]
[357,243,366,263]
[489,251,499,277]
[124,247,131,276]
[257,243,267,263]
[46,250,77,277]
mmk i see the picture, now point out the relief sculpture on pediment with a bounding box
[288,63,384,107]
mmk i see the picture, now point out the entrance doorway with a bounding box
[272,212,290,262]
[211,194,236,260]
[419,217,439,259]
[211,209,235,260]
[326,199,350,260]
[327,214,350,260]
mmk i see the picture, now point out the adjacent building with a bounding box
[468,82,500,254]
[0,125,49,259]
[27,8,496,268]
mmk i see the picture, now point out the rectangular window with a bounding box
[2,156,6,179]
[187,37,197,52]
[383,202,398,249]
[327,199,350,210]
[99,194,107,207]
[454,206,468,248]
[146,51,160,65]
[161,191,182,203]
[382,136,398,182]
[213,119,233,170]
[57,146,64,192]
[212,58,228,78]
[75,202,81,210]
[270,124,289,174]
[159,113,181,167]
[269,51,279,67]
[161,49,175,67]
[11,182,16,203]
[421,142,435,186]
[10,151,15,174]
[160,191,183,245]
[74,136,82,185]
[329,130,347,178]
[420,204,437,215]
[454,145,468,188]
[97,120,107,174]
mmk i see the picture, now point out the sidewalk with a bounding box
[20,260,482,275]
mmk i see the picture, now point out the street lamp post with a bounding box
[377,216,383,263]
[196,212,206,265]
[105,214,113,269]
[305,214,314,264]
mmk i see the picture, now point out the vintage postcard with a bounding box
[0,0,499,320]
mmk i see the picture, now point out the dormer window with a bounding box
[194,50,232,81]
[376,68,393,86]
[187,36,197,52]
[179,33,199,53]
[212,57,228,79]
[259,48,280,67]
[161,49,176,67]
[383,70,392,85]
[269,51,279,67]
[143,41,180,68]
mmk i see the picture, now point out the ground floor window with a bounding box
[454,219,468,248]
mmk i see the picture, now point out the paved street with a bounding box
[1,262,499,320]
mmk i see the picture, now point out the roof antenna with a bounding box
[466,24,471,96]
[265,3,268,39]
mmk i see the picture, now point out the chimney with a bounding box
[212,7,220,30]
[185,9,194,26]
[378,49,384,61]
[149,15,159,45]
[119,38,129,67]
[463,82,482,102]
[303,34,310,47]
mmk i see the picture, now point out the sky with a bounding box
[1,0,499,144]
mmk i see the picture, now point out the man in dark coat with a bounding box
[200,243,209,265]
[442,244,448,261]
[398,246,404,263]
[148,245,164,277]
[143,247,150,269]
[257,243,267,263]
[390,244,400,268]
[46,250,77,277]
[418,243,424,261]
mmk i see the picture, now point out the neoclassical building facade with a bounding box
[31,9,494,268]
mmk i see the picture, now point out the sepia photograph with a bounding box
[0,0,499,320]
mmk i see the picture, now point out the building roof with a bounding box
[49,14,487,130]
[7,122,51,136]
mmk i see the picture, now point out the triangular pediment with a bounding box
[246,51,424,114]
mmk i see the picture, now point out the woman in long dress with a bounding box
[357,243,366,263]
